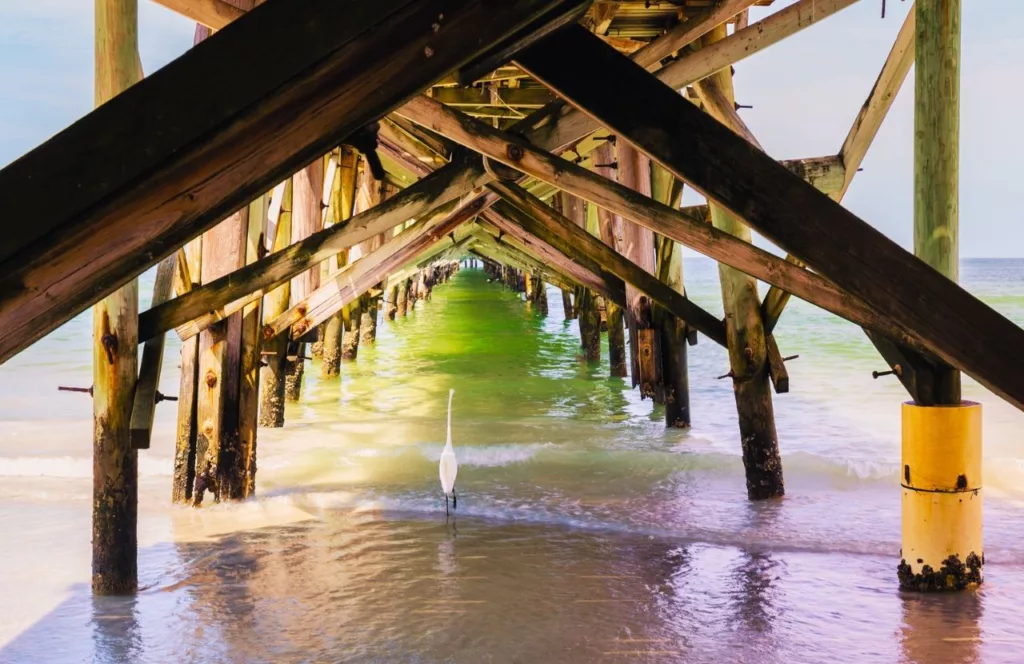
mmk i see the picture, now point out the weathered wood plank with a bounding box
[0,0,583,363]
[129,254,176,450]
[516,26,1024,412]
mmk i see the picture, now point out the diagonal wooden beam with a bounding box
[524,0,862,154]
[0,0,584,363]
[493,181,728,347]
[626,0,762,69]
[129,254,177,450]
[396,95,915,349]
[139,160,490,342]
[515,26,1024,411]
[758,6,916,332]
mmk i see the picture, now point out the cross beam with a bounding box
[515,26,1024,411]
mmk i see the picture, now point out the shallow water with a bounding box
[1,261,1023,663]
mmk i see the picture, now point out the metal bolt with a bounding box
[58,385,94,396]
[506,144,524,162]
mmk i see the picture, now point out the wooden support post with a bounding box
[561,288,575,319]
[129,254,175,449]
[359,178,389,345]
[191,13,255,506]
[397,279,410,317]
[343,299,363,361]
[651,162,690,427]
[593,142,627,377]
[701,26,781,498]
[284,159,324,401]
[561,193,600,361]
[172,239,202,502]
[322,146,359,378]
[228,192,267,500]
[387,285,400,320]
[914,0,961,405]
[616,143,662,401]
[194,206,247,505]
[258,180,292,427]
[93,0,141,594]
[900,0,977,594]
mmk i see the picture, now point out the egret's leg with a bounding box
[445,493,449,516]
[453,490,457,511]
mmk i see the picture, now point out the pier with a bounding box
[0,0,1002,598]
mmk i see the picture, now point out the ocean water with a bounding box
[1,259,1023,663]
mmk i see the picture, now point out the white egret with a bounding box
[439,389,458,515]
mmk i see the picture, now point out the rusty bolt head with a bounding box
[205,370,218,388]
[744,346,754,362]
[506,144,524,162]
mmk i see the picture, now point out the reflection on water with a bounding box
[1,265,1024,663]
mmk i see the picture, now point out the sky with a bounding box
[1,0,1021,257]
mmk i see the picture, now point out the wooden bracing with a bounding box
[515,26,1024,411]
[0,0,589,362]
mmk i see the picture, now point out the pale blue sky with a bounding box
[1,0,1021,257]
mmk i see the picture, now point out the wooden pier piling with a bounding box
[284,159,325,401]
[593,142,627,378]
[616,143,663,401]
[700,26,782,498]
[92,0,141,594]
[322,147,359,377]
[258,180,293,427]
[652,163,690,428]
[560,194,600,361]
[173,239,202,502]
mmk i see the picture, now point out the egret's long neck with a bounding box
[446,389,454,448]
